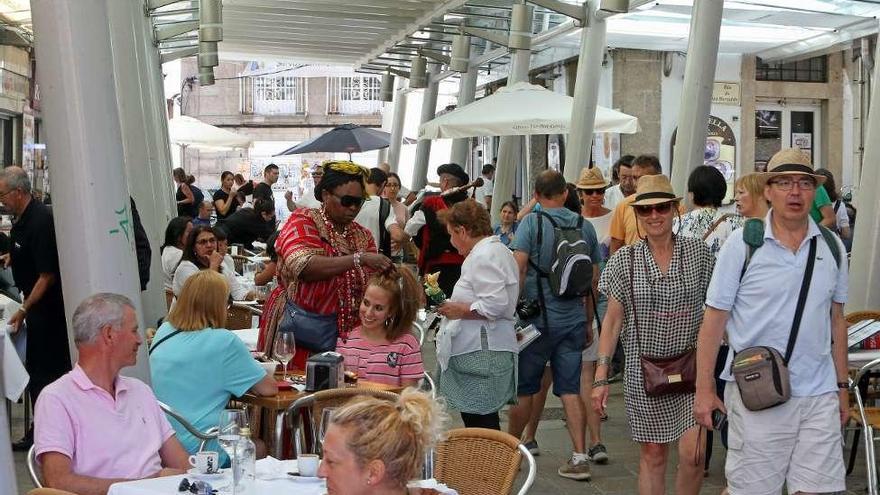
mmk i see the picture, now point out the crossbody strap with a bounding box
[149,329,182,355]
[702,213,732,241]
[783,237,817,364]
[627,245,644,357]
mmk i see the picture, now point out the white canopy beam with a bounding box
[411,62,441,192]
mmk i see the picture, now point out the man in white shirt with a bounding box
[285,164,323,211]
[354,167,392,257]
[694,148,848,495]
[603,155,635,210]
[474,163,495,210]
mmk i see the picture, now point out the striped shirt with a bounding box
[336,328,424,387]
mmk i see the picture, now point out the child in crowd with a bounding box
[336,268,424,387]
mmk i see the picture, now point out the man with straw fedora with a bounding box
[694,148,849,494]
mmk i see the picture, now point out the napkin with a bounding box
[407,479,458,494]
[254,456,293,480]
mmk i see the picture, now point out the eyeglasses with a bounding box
[385,182,401,189]
[633,202,673,216]
[769,177,816,191]
[331,193,365,208]
[195,237,217,246]
[178,478,213,494]
[580,188,606,196]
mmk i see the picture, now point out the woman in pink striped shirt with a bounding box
[336,268,424,387]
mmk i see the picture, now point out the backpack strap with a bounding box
[378,198,391,257]
[739,218,765,281]
[149,329,182,355]
[528,210,558,330]
[817,225,841,268]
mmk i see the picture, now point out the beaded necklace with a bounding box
[319,207,366,342]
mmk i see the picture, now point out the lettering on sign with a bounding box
[712,82,741,106]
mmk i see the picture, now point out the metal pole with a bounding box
[32,0,149,379]
[849,22,880,312]
[108,0,169,349]
[410,63,441,192]
[669,0,724,199]
[491,3,533,226]
[387,77,408,173]
[450,67,479,166]
[564,0,604,183]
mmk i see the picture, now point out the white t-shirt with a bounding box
[161,246,183,292]
[833,200,850,230]
[585,211,613,263]
[603,184,625,210]
[474,177,494,207]
[354,195,396,250]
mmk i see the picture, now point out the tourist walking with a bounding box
[674,165,744,255]
[593,174,714,495]
[733,173,769,219]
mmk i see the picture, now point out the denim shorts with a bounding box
[517,320,585,396]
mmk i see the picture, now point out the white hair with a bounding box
[0,166,31,194]
[72,293,134,345]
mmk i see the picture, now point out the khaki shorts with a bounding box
[724,382,845,495]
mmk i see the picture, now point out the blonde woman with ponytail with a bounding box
[336,267,424,387]
[319,388,447,495]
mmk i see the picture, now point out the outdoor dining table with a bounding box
[107,458,326,495]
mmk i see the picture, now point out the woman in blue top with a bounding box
[492,201,519,247]
[150,270,278,465]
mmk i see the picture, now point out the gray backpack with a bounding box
[529,210,594,299]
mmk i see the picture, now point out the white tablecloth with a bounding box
[108,459,326,495]
[849,350,880,369]
[0,294,27,400]
[232,328,260,351]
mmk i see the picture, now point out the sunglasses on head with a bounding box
[634,202,673,216]
[332,193,365,208]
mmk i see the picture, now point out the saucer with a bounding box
[187,468,225,480]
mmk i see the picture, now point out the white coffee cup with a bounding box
[298,454,320,477]
[189,451,220,474]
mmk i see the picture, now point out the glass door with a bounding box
[754,104,821,172]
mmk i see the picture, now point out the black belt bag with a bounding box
[732,238,816,411]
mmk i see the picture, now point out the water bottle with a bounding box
[233,427,256,492]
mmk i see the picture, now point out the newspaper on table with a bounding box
[848,319,880,349]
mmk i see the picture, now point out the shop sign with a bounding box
[712,82,740,106]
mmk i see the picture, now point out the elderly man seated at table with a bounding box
[34,293,190,495]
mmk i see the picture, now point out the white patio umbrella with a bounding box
[418,82,639,139]
[168,115,252,151]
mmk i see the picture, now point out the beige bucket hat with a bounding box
[765,148,826,184]
[630,175,682,206]
[576,167,610,190]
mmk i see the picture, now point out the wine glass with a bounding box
[218,409,247,460]
[273,331,296,382]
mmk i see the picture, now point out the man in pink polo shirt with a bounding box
[34,293,190,494]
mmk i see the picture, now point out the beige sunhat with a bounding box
[576,167,610,190]
[765,148,826,185]
[630,175,682,206]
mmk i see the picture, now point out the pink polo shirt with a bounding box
[34,365,175,480]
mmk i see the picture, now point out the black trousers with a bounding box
[25,295,72,408]
[460,412,500,431]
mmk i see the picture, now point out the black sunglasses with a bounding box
[633,202,673,216]
[331,193,365,208]
[178,478,215,494]
[580,188,606,196]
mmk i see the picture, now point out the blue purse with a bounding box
[277,300,338,352]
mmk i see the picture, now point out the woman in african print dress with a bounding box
[258,161,393,369]
[592,175,714,495]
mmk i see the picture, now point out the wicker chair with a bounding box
[434,428,536,495]
[27,445,43,488]
[158,401,219,452]
[847,311,880,325]
[846,310,880,477]
[274,388,399,459]
[227,302,262,330]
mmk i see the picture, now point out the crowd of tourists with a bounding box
[2,144,853,495]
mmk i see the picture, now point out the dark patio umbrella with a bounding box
[275,123,414,159]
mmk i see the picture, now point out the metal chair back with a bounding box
[273,388,399,459]
[27,445,43,488]
[157,401,219,452]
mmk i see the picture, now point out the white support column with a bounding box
[387,77,408,173]
[669,0,724,198]
[411,63,441,192]
[564,0,605,183]
[108,0,169,337]
[450,67,479,167]
[849,27,880,312]
[491,3,534,226]
[32,0,149,380]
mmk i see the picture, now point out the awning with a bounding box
[168,116,252,151]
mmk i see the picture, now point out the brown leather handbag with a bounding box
[628,246,696,397]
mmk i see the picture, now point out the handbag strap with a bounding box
[783,236,817,365]
[702,213,732,241]
[148,329,182,355]
[628,245,645,357]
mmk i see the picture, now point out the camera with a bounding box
[516,298,541,320]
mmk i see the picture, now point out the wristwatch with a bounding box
[838,381,850,390]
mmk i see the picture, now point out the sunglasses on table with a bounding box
[633,202,674,216]
[331,193,365,208]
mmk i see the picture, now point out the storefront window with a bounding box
[756,56,827,83]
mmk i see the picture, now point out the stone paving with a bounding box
[7,340,872,493]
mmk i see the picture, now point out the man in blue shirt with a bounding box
[508,170,600,481]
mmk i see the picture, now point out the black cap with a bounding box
[437,163,469,184]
